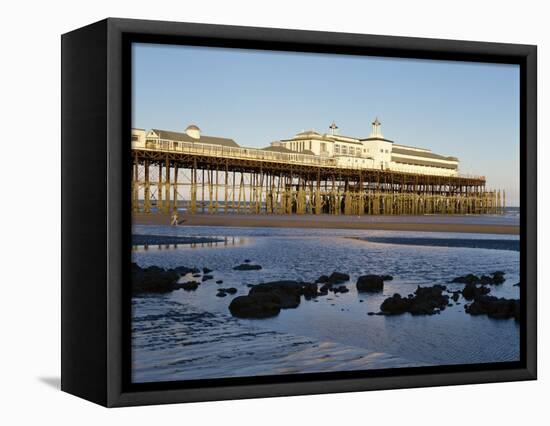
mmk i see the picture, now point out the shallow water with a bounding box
[131,225,520,383]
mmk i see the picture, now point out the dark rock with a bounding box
[216,291,227,297]
[380,285,449,316]
[203,267,213,274]
[220,287,237,295]
[465,295,519,321]
[479,275,494,285]
[357,275,384,292]
[248,281,302,309]
[202,274,214,282]
[452,271,506,285]
[228,293,282,318]
[132,263,180,294]
[451,292,460,302]
[328,271,350,284]
[192,273,202,278]
[367,312,375,316]
[174,266,200,275]
[319,283,331,294]
[359,299,364,303]
[244,259,251,263]
[513,282,520,287]
[316,275,329,284]
[381,275,394,281]
[233,264,262,271]
[178,281,200,291]
[491,271,506,284]
[380,294,410,315]
[451,274,480,285]
[216,280,223,284]
[462,283,491,301]
[332,285,349,294]
[303,282,319,299]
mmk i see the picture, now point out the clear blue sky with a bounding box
[132,43,520,206]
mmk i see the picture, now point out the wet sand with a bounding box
[133,213,519,235]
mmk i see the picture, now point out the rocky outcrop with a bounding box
[451,271,506,285]
[315,275,329,284]
[228,280,322,318]
[233,264,262,271]
[229,293,282,318]
[248,281,303,309]
[380,285,449,316]
[356,275,384,292]
[465,296,519,321]
[173,266,200,275]
[216,287,237,297]
[177,281,200,291]
[462,283,491,301]
[302,282,319,299]
[202,274,214,282]
[451,273,481,285]
[332,285,349,294]
[327,272,350,284]
[132,263,180,294]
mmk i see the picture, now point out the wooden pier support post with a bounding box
[157,162,163,213]
[172,165,178,213]
[208,168,214,214]
[164,158,170,214]
[143,160,150,213]
[190,159,197,214]
[132,157,139,213]
[224,163,229,214]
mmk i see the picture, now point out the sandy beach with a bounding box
[133,213,519,235]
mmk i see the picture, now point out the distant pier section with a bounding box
[131,120,505,216]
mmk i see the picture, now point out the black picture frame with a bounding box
[61,17,537,407]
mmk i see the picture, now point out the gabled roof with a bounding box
[151,129,239,148]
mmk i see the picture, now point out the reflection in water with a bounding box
[132,236,248,252]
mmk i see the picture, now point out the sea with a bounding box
[131,212,520,383]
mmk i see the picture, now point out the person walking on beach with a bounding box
[171,211,179,226]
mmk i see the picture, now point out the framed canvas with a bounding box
[61,18,537,407]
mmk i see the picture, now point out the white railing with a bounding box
[132,138,485,180]
[136,138,337,168]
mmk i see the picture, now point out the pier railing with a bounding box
[138,138,336,168]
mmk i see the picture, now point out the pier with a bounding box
[131,138,505,216]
